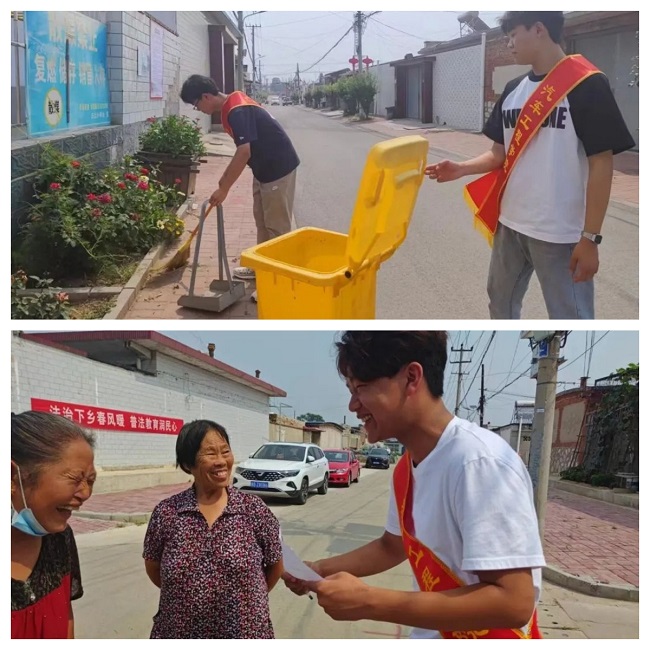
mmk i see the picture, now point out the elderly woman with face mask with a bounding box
[143,419,283,638]
[11,411,97,639]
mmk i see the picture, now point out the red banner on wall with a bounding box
[30,398,183,435]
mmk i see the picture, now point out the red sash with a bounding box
[393,453,543,638]
[464,54,600,246]
[220,91,260,138]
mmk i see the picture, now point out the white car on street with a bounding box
[233,442,329,505]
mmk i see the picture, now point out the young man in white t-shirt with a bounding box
[426,12,635,319]
[283,331,545,638]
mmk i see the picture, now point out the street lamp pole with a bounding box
[273,402,293,442]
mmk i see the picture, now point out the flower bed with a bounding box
[11,146,187,319]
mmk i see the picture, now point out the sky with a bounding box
[160,330,639,428]
[238,11,506,83]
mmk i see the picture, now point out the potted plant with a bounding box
[137,114,208,198]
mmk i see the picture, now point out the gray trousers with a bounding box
[487,224,595,320]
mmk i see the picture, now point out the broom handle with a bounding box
[188,201,215,237]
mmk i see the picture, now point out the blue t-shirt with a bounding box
[228,105,300,183]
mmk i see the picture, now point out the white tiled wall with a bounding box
[11,336,271,468]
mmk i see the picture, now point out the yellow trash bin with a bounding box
[240,135,429,319]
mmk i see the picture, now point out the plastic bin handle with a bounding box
[394,168,423,187]
[365,170,385,208]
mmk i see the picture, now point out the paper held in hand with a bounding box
[281,542,323,582]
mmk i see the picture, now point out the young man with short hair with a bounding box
[180,76,300,297]
[426,12,635,319]
[284,331,545,639]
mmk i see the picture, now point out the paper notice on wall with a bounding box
[150,22,164,99]
[281,542,322,582]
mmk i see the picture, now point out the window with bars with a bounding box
[11,11,26,127]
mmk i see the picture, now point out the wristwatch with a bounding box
[581,231,603,244]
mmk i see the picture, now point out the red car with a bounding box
[324,449,360,487]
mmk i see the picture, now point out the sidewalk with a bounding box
[71,481,639,599]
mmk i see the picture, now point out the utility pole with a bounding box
[355,12,363,76]
[451,343,473,416]
[529,333,563,539]
[251,25,257,97]
[236,12,244,91]
[478,364,486,427]
[295,63,301,101]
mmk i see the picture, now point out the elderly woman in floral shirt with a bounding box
[143,420,283,639]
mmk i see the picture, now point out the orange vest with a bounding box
[464,54,601,246]
[220,91,260,139]
[393,453,543,639]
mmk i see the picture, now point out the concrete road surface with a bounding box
[265,106,638,320]
[73,467,638,639]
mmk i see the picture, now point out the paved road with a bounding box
[266,106,638,319]
[73,467,638,639]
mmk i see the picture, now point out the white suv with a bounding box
[233,442,329,505]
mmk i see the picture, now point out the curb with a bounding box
[73,511,151,525]
[543,565,639,603]
[104,202,189,320]
[15,286,123,304]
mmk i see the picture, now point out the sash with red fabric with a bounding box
[393,453,543,638]
[220,91,260,139]
[464,54,600,246]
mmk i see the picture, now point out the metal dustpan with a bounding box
[177,200,246,312]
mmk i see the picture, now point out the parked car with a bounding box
[324,449,360,487]
[269,96,281,106]
[365,447,391,469]
[232,442,329,505]
[282,96,292,106]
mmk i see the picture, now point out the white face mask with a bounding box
[11,465,49,537]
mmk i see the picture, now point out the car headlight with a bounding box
[278,470,300,477]
[335,469,347,474]
[234,466,243,474]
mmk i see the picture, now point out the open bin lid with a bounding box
[345,136,429,275]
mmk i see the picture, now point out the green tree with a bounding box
[350,72,378,118]
[297,413,325,422]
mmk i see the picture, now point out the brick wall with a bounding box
[11,335,270,468]
[106,11,181,126]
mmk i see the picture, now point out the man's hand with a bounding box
[306,572,374,621]
[282,560,324,596]
[425,160,465,183]
[570,238,600,282]
[209,185,229,206]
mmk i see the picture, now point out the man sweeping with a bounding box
[180,75,300,301]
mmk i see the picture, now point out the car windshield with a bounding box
[324,451,348,462]
[252,445,305,462]
[369,448,390,456]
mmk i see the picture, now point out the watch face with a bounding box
[594,234,603,244]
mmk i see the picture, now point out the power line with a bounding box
[368,16,426,40]
[559,332,610,373]
[302,23,356,73]
[459,332,496,409]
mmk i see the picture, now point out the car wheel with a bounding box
[345,472,351,488]
[295,477,309,505]
[317,474,328,495]
[354,469,360,483]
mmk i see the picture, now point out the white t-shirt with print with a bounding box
[385,416,545,639]
[482,70,635,244]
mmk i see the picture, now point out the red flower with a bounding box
[137,181,149,191]
[174,178,182,185]
[140,167,150,175]
[130,213,141,221]
[92,208,102,218]
[124,172,138,181]
[71,161,81,168]
[117,182,127,190]
[98,193,112,204]
[56,292,69,302]
[50,182,61,190]
[87,193,98,201]
[146,117,157,123]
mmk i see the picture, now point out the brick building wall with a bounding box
[11,335,271,469]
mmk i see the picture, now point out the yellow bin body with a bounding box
[240,136,429,319]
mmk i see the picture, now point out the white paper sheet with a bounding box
[281,542,322,582]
